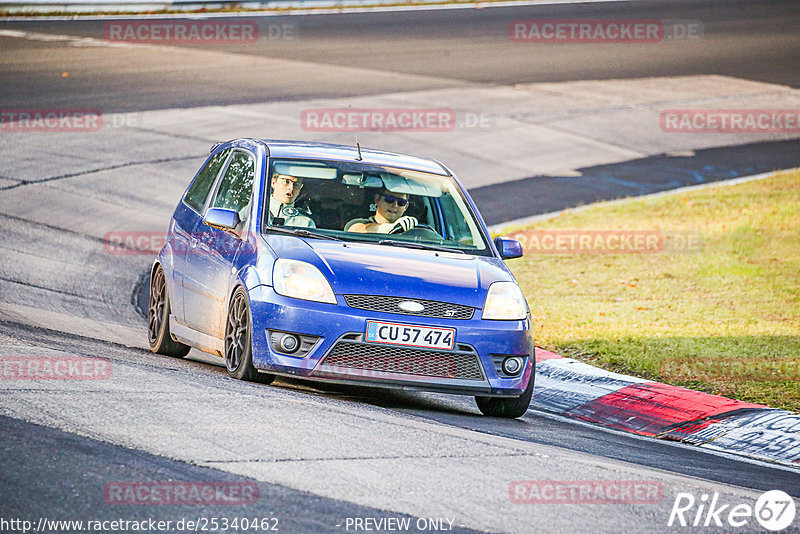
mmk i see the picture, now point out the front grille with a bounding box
[314,340,484,381]
[344,295,474,320]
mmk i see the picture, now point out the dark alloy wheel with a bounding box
[148,265,191,357]
[475,370,535,418]
[225,287,274,384]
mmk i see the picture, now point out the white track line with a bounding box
[489,168,799,234]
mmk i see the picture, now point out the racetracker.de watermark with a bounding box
[105,231,167,255]
[507,230,703,254]
[103,20,295,44]
[660,109,800,133]
[0,109,102,132]
[103,231,258,256]
[1,356,111,380]
[301,108,461,132]
[509,19,702,43]
[104,481,259,505]
[509,480,664,504]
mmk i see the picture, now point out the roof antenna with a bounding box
[350,104,363,160]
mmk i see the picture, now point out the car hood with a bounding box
[264,236,515,308]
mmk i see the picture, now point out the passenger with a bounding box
[269,173,315,228]
[345,189,417,234]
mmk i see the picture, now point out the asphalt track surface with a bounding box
[1,0,799,112]
[2,0,800,532]
[474,139,800,225]
[2,414,480,534]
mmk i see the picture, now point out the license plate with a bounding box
[365,321,455,350]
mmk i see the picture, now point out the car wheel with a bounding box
[148,265,191,357]
[225,287,274,384]
[475,371,534,418]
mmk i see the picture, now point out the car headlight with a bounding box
[273,259,337,304]
[482,282,528,320]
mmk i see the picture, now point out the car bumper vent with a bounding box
[315,340,484,381]
[343,295,474,320]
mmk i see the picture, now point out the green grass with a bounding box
[503,171,800,411]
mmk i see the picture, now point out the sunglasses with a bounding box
[382,194,409,207]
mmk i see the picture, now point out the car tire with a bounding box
[225,287,275,384]
[148,265,191,358]
[475,371,534,418]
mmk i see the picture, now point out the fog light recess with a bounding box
[280,334,300,353]
[502,356,524,376]
[268,330,320,357]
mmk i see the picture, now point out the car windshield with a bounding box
[263,158,490,255]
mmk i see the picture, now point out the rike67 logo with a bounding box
[669,490,796,531]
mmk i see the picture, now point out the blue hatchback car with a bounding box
[148,139,534,417]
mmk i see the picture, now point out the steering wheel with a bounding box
[394,225,444,242]
[389,222,435,235]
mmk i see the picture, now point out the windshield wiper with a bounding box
[378,240,465,254]
[264,227,342,241]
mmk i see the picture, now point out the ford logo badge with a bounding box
[398,300,425,313]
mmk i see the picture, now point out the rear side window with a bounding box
[184,149,230,212]
[211,150,255,221]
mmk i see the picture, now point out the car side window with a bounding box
[439,192,478,246]
[184,149,230,213]
[211,150,255,221]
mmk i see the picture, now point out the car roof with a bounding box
[258,139,450,176]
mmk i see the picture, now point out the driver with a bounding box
[345,190,418,234]
[269,173,315,228]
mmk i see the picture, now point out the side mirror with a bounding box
[203,207,241,231]
[494,236,523,260]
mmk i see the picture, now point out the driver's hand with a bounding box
[390,216,418,233]
[377,216,418,234]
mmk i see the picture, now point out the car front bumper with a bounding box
[248,285,534,397]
